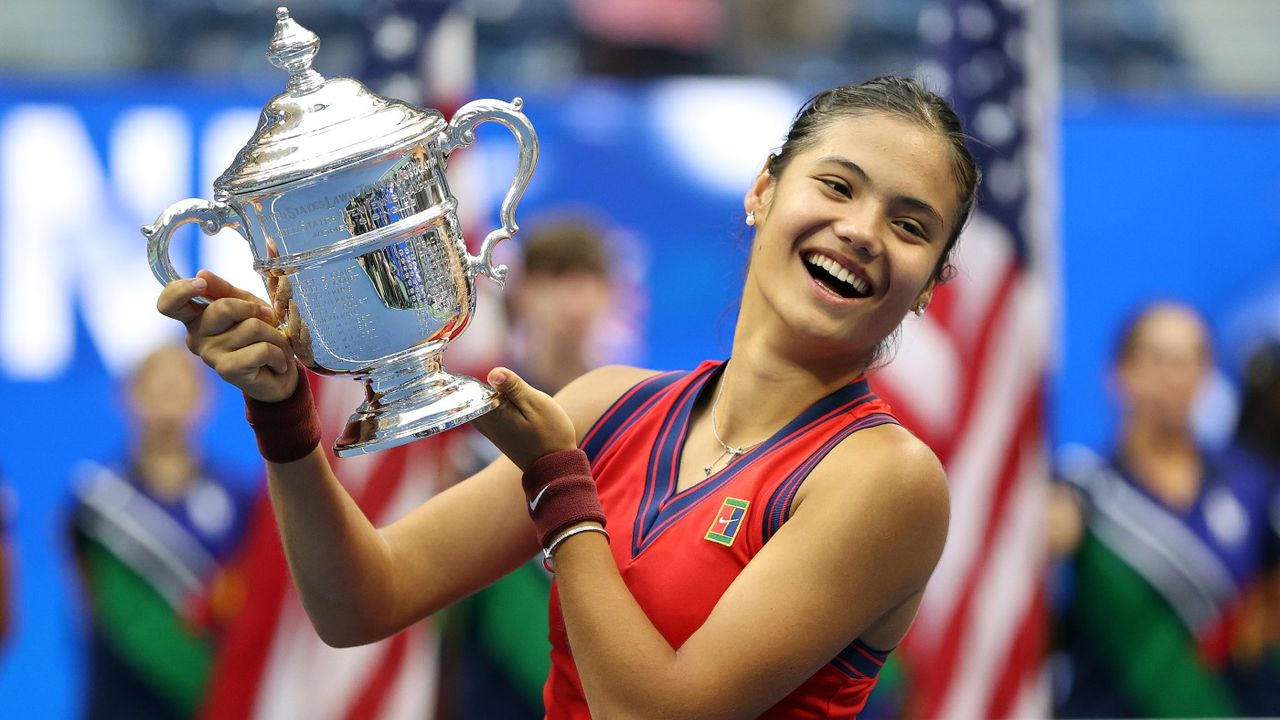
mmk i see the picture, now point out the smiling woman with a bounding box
[156,75,981,719]
[745,77,978,372]
[743,113,962,371]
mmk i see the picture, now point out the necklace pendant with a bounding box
[704,465,714,477]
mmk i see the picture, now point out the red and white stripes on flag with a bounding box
[201,374,462,720]
[878,217,1053,719]
[872,1,1059,718]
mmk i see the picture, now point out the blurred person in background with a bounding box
[441,216,620,719]
[1231,340,1280,474]
[503,217,617,395]
[1050,301,1279,718]
[1217,340,1280,714]
[69,344,253,719]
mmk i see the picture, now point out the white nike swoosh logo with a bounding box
[717,517,731,525]
[529,485,550,512]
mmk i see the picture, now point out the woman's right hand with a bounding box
[156,269,298,402]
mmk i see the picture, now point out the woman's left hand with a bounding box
[471,368,578,472]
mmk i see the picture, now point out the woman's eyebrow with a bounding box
[898,196,945,227]
[818,155,944,226]
[818,155,870,183]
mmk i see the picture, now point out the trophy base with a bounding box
[333,352,500,457]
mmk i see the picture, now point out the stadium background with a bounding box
[2,1,1280,716]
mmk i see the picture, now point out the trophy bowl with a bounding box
[143,7,537,456]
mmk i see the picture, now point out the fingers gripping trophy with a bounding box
[144,8,537,456]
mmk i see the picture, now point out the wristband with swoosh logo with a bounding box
[521,448,606,549]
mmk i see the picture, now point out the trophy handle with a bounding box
[142,199,249,306]
[442,97,539,287]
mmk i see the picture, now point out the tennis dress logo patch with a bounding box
[705,497,750,547]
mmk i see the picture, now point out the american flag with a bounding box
[199,3,484,718]
[872,1,1058,718]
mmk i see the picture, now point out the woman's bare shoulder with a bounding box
[554,365,667,442]
[842,423,946,484]
[801,422,949,535]
[778,422,950,638]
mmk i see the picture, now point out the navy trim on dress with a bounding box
[632,364,721,556]
[580,370,687,464]
[830,639,892,680]
[631,363,878,557]
[761,412,899,542]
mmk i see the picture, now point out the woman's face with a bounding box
[1115,306,1209,431]
[742,113,960,360]
[129,345,206,432]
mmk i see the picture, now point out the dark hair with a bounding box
[1236,341,1280,462]
[521,219,609,277]
[767,76,980,285]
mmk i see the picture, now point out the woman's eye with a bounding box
[897,220,927,239]
[822,179,852,197]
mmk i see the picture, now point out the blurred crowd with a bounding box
[0,0,1222,96]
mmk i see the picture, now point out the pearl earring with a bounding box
[745,211,755,226]
[913,304,927,318]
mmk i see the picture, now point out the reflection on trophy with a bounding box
[142,7,538,456]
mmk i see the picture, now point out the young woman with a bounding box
[157,76,980,719]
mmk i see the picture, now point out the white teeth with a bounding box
[804,252,870,295]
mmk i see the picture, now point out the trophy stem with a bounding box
[333,346,499,457]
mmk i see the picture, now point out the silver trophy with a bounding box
[144,7,537,456]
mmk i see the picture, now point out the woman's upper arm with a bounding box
[376,364,660,626]
[670,425,950,715]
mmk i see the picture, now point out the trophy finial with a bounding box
[268,7,325,93]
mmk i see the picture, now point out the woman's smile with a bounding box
[800,249,874,300]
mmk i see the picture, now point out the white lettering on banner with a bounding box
[0,105,188,380]
[0,104,260,380]
[199,109,269,298]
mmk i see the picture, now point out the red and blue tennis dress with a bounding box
[544,360,901,719]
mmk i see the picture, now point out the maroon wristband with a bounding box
[243,362,322,464]
[521,448,605,548]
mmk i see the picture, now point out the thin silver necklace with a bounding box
[704,372,769,477]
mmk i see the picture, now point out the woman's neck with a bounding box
[1119,419,1201,510]
[714,317,870,446]
[133,431,198,502]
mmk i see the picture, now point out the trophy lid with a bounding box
[216,7,445,195]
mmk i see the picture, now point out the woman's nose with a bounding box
[835,205,883,259]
